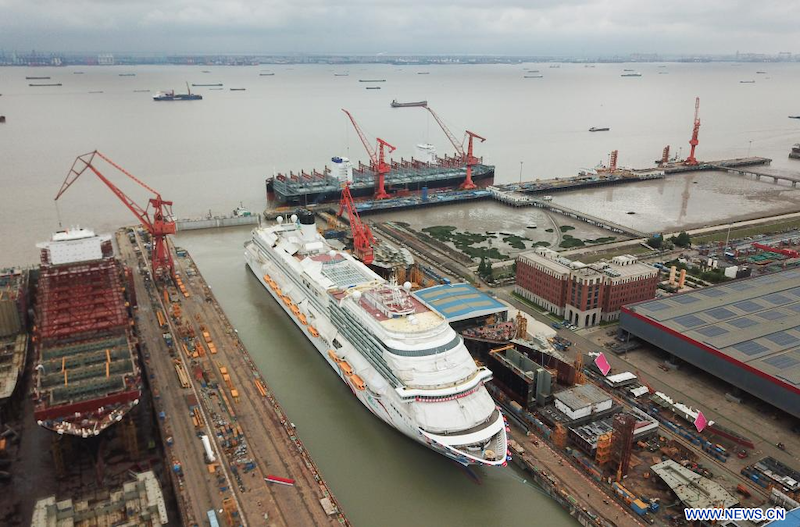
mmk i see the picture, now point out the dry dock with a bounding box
[116,228,348,527]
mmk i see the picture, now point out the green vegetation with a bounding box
[646,235,663,249]
[545,228,554,233]
[692,218,800,245]
[502,234,528,250]
[671,231,692,248]
[462,246,505,260]
[587,236,617,244]
[560,225,576,233]
[559,234,586,248]
[667,259,731,284]
[531,241,551,248]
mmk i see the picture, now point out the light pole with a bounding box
[519,161,523,185]
[747,140,752,157]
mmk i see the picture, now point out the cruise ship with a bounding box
[244,211,508,466]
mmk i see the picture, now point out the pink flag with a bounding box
[594,353,611,376]
[694,410,708,433]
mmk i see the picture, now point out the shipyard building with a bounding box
[515,248,659,328]
[620,269,800,419]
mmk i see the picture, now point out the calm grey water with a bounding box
[3,63,800,525]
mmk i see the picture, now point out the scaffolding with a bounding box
[612,413,636,479]
[553,423,568,449]
[595,431,613,465]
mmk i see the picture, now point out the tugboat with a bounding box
[153,82,202,101]
[790,144,800,160]
[621,72,642,77]
[589,127,610,132]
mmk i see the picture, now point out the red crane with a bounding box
[752,242,800,259]
[56,151,176,279]
[341,109,395,200]
[424,106,486,189]
[685,97,701,166]
[338,183,375,264]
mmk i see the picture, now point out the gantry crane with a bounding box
[685,97,701,166]
[338,183,375,264]
[341,109,395,200]
[423,106,486,190]
[56,150,176,279]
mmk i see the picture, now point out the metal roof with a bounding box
[413,283,507,323]
[625,269,800,390]
[651,460,739,509]
[553,384,610,410]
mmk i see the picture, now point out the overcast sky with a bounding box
[1,0,798,56]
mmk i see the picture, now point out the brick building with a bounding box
[515,248,659,328]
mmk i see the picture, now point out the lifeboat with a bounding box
[308,325,319,337]
[290,305,301,316]
[350,374,366,391]
[327,349,341,362]
[282,295,292,305]
[339,361,354,376]
[298,313,308,325]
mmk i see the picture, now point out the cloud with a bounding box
[0,0,798,54]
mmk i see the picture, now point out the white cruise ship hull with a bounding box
[244,243,507,467]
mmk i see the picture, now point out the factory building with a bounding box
[515,248,659,328]
[620,269,800,419]
[553,384,613,421]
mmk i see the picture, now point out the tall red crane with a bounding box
[424,106,485,190]
[685,97,701,166]
[341,109,395,200]
[338,183,375,264]
[56,151,176,279]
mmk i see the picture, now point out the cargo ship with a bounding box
[153,83,202,101]
[266,144,494,206]
[32,228,141,437]
[0,268,28,405]
[791,144,800,160]
[244,211,508,466]
[390,99,427,108]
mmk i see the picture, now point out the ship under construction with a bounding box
[266,106,494,206]
[32,228,141,438]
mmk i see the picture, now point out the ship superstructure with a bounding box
[32,228,141,437]
[244,210,508,466]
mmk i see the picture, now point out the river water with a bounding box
[3,62,800,525]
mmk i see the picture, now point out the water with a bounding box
[175,227,573,527]
[3,62,800,264]
[3,62,800,524]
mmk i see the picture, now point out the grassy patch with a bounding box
[462,246,505,260]
[422,225,458,241]
[545,228,554,233]
[531,241,551,247]
[587,236,617,244]
[559,234,585,248]
[560,225,576,233]
[692,218,800,245]
[502,234,528,250]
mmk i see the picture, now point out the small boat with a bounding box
[740,80,755,84]
[756,71,767,74]
[118,73,136,77]
[542,195,553,201]
[26,76,50,80]
[623,69,634,72]
[0,116,6,123]
[589,127,610,132]
[524,75,543,78]
[133,89,150,93]
[390,99,427,108]
[89,91,104,94]
[29,83,62,87]
[359,79,386,83]
[202,70,211,73]
[366,86,381,90]
[527,70,540,73]
[230,88,246,91]
[417,72,430,75]
[789,116,800,120]
[658,72,669,75]
[73,71,84,75]
[527,223,537,229]
[153,82,202,101]
[192,83,222,87]
[621,72,642,77]
[334,73,349,77]
[209,87,223,90]
[549,64,561,68]
[259,72,275,76]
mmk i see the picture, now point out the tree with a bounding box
[646,235,663,249]
[478,256,487,277]
[674,231,691,248]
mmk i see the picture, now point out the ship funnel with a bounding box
[415,143,437,164]
[297,209,317,242]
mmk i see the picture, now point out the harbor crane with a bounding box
[685,97,701,166]
[341,109,395,200]
[338,183,375,264]
[56,150,176,279]
[424,106,486,190]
